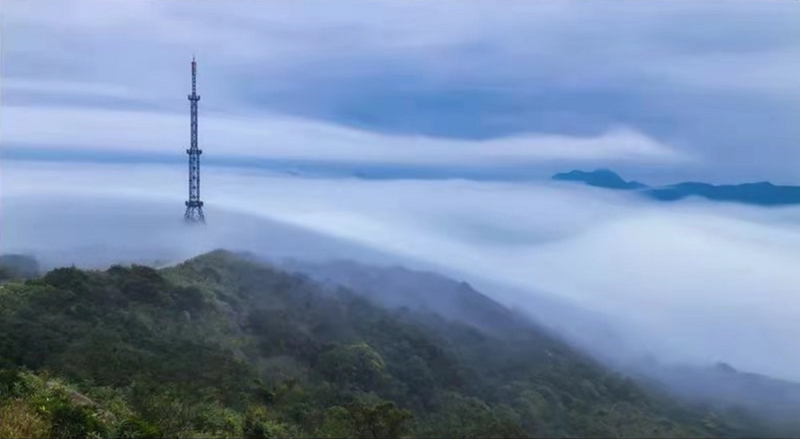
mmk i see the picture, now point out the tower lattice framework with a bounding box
[184,56,205,223]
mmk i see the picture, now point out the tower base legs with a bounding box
[184,205,205,224]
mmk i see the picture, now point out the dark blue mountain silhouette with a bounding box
[552,169,800,206]
[552,169,647,190]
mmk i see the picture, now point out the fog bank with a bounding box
[3,160,800,381]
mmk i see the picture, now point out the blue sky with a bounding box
[2,0,799,183]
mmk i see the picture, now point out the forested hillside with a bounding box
[0,250,775,437]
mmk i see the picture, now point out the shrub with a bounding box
[49,402,109,439]
[0,399,49,439]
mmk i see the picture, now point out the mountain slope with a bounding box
[283,256,800,434]
[279,258,524,335]
[0,250,770,438]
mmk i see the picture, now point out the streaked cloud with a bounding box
[2,1,798,179]
[2,104,688,165]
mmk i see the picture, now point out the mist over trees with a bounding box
[4,250,788,438]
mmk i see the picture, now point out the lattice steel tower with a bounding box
[184,55,205,223]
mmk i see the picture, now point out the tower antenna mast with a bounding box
[184,55,205,223]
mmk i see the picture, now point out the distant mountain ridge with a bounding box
[552,169,647,190]
[552,169,800,206]
[631,360,800,426]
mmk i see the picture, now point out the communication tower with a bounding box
[184,56,205,224]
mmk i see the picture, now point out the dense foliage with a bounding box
[0,250,774,437]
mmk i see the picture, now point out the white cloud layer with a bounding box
[3,161,800,382]
[1,105,687,164]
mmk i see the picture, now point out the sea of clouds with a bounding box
[3,160,800,382]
